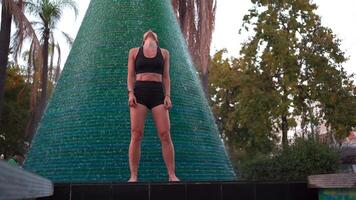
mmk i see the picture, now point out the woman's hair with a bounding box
[141,29,159,46]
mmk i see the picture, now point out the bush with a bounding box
[238,137,341,181]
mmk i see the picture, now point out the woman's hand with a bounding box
[128,92,137,107]
[164,95,172,109]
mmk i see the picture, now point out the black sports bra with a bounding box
[135,45,164,75]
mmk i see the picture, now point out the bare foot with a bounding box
[168,175,180,182]
[127,177,137,182]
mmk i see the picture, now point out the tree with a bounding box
[0,0,41,122]
[238,137,340,181]
[0,3,13,121]
[24,0,77,143]
[0,64,30,158]
[171,0,217,99]
[209,49,278,161]
[238,0,355,148]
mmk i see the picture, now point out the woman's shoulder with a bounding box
[159,47,168,52]
[129,47,140,53]
[159,47,169,58]
[129,47,141,58]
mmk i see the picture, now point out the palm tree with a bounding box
[171,0,217,99]
[0,4,12,121]
[15,17,68,146]
[0,0,41,121]
[23,0,77,144]
[48,41,62,84]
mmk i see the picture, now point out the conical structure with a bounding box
[23,0,237,183]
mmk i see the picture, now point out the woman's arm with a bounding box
[127,48,136,94]
[162,49,170,96]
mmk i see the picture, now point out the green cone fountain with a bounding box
[23,0,237,183]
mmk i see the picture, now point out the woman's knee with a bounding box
[158,129,171,143]
[131,128,144,142]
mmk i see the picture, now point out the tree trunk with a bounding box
[0,4,13,121]
[281,114,288,148]
[171,0,216,100]
[26,26,49,145]
[200,71,209,99]
[25,109,36,144]
[24,46,39,145]
[197,0,213,100]
[38,27,49,125]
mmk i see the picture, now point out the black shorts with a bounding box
[133,80,165,110]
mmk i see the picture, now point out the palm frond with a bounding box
[10,29,24,64]
[54,42,61,83]
[3,0,43,73]
[54,0,78,20]
[26,41,34,83]
[30,20,43,26]
[60,30,74,47]
[49,33,55,82]
[23,0,41,16]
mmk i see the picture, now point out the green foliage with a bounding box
[208,49,278,158]
[238,137,340,181]
[0,65,30,158]
[208,0,355,163]
[238,0,356,142]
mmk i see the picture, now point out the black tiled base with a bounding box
[222,182,255,200]
[37,181,318,200]
[186,183,221,200]
[151,183,185,200]
[256,183,288,200]
[72,184,111,200]
[112,184,149,200]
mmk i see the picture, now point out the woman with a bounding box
[126,29,180,182]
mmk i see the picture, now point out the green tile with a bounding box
[23,0,236,183]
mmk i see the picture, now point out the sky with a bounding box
[1,0,355,78]
[210,0,356,78]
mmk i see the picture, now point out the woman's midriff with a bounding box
[136,72,162,82]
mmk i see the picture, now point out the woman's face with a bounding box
[143,30,158,45]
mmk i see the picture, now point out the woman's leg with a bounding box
[151,104,180,181]
[128,103,148,182]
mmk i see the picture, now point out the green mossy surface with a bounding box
[23,0,236,183]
